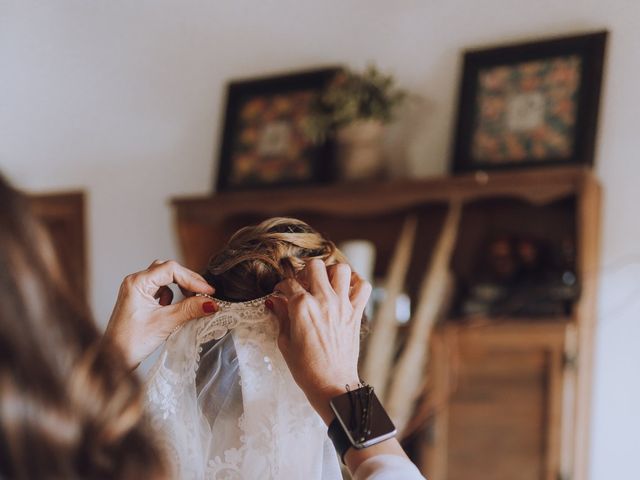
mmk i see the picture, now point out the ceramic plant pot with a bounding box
[336,120,385,181]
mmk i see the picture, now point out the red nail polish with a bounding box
[265,299,273,310]
[203,301,217,314]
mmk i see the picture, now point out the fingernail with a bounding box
[265,299,273,310]
[203,301,218,314]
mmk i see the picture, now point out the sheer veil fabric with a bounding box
[145,295,342,480]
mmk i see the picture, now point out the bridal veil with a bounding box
[145,295,342,479]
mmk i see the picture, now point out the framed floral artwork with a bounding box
[215,68,339,191]
[451,31,607,173]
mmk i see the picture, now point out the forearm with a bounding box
[345,437,409,475]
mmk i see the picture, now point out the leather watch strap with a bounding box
[328,417,353,463]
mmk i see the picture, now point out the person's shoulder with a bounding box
[352,454,426,480]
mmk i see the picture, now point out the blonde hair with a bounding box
[204,217,347,302]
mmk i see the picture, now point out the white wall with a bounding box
[1,1,638,477]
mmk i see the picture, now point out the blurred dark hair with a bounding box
[0,175,166,479]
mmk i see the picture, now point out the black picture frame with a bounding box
[215,67,340,191]
[451,31,607,174]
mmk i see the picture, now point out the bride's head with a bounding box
[204,217,347,302]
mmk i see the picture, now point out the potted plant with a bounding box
[307,65,406,181]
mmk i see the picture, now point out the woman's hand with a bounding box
[267,259,372,425]
[269,260,413,474]
[104,260,218,368]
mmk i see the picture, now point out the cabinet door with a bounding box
[29,192,87,299]
[422,323,573,480]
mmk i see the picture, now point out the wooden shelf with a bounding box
[447,314,572,325]
[173,166,596,223]
[436,318,572,346]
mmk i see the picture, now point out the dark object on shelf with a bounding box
[457,236,580,318]
[216,67,340,191]
[451,31,607,173]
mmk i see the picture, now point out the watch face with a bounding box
[330,389,397,448]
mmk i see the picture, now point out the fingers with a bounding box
[164,295,219,327]
[274,277,307,300]
[148,259,167,268]
[142,260,214,296]
[349,273,372,317]
[178,285,195,298]
[305,259,333,296]
[327,263,351,299]
[267,296,291,346]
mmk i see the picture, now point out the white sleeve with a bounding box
[352,454,426,480]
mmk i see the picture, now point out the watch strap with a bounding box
[328,417,353,463]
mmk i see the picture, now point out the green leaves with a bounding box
[306,65,406,143]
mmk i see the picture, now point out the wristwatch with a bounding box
[327,384,397,462]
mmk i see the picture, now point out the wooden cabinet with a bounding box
[171,166,600,480]
[28,191,88,299]
[423,322,575,480]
